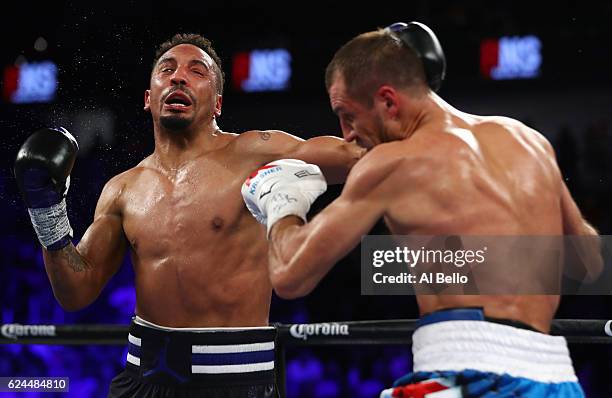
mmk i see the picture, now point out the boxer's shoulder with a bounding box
[234,129,302,151]
[345,143,422,196]
[117,158,156,184]
[474,115,554,155]
[369,139,445,171]
[99,159,157,204]
[475,114,521,127]
[96,168,140,209]
[230,129,307,167]
[474,115,539,139]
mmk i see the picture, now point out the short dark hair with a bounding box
[152,33,225,95]
[325,29,426,106]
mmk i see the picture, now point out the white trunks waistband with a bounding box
[413,320,577,383]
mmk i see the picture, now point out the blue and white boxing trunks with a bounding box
[380,308,584,398]
[108,316,277,397]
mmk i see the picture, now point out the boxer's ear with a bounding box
[375,86,399,119]
[144,90,151,112]
[214,94,222,118]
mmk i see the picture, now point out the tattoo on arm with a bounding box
[60,244,91,272]
[259,131,271,141]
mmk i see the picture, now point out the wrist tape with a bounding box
[27,198,73,249]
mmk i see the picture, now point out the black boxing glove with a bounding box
[385,22,446,92]
[14,127,78,250]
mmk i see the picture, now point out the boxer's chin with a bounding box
[160,114,193,132]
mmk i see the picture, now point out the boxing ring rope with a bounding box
[2,319,611,397]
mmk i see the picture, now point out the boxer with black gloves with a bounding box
[14,33,363,398]
[14,127,78,251]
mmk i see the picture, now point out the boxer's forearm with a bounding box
[43,244,103,311]
[267,190,383,298]
[268,217,338,299]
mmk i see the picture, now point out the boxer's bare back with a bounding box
[265,84,600,333]
[380,110,566,332]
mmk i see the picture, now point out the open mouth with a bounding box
[164,91,193,110]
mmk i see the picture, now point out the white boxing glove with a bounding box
[241,159,327,237]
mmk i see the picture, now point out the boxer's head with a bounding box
[325,30,428,149]
[145,34,225,132]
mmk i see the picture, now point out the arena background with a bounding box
[1,1,611,396]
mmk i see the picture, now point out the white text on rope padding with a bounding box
[604,320,612,337]
[1,324,56,340]
[289,323,349,340]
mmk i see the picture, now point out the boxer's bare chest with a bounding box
[121,150,260,258]
[114,139,274,326]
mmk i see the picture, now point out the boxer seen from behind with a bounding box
[242,23,601,397]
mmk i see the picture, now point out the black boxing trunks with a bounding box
[107,316,277,398]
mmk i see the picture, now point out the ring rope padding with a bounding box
[1,319,611,345]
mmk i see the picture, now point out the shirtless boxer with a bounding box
[13,33,361,397]
[242,23,601,397]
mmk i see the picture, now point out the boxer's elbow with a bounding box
[58,301,86,312]
[55,295,91,312]
[588,256,604,282]
[270,263,315,300]
[51,286,98,312]
[580,222,603,282]
[585,235,604,282]
[273,282,313,300]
